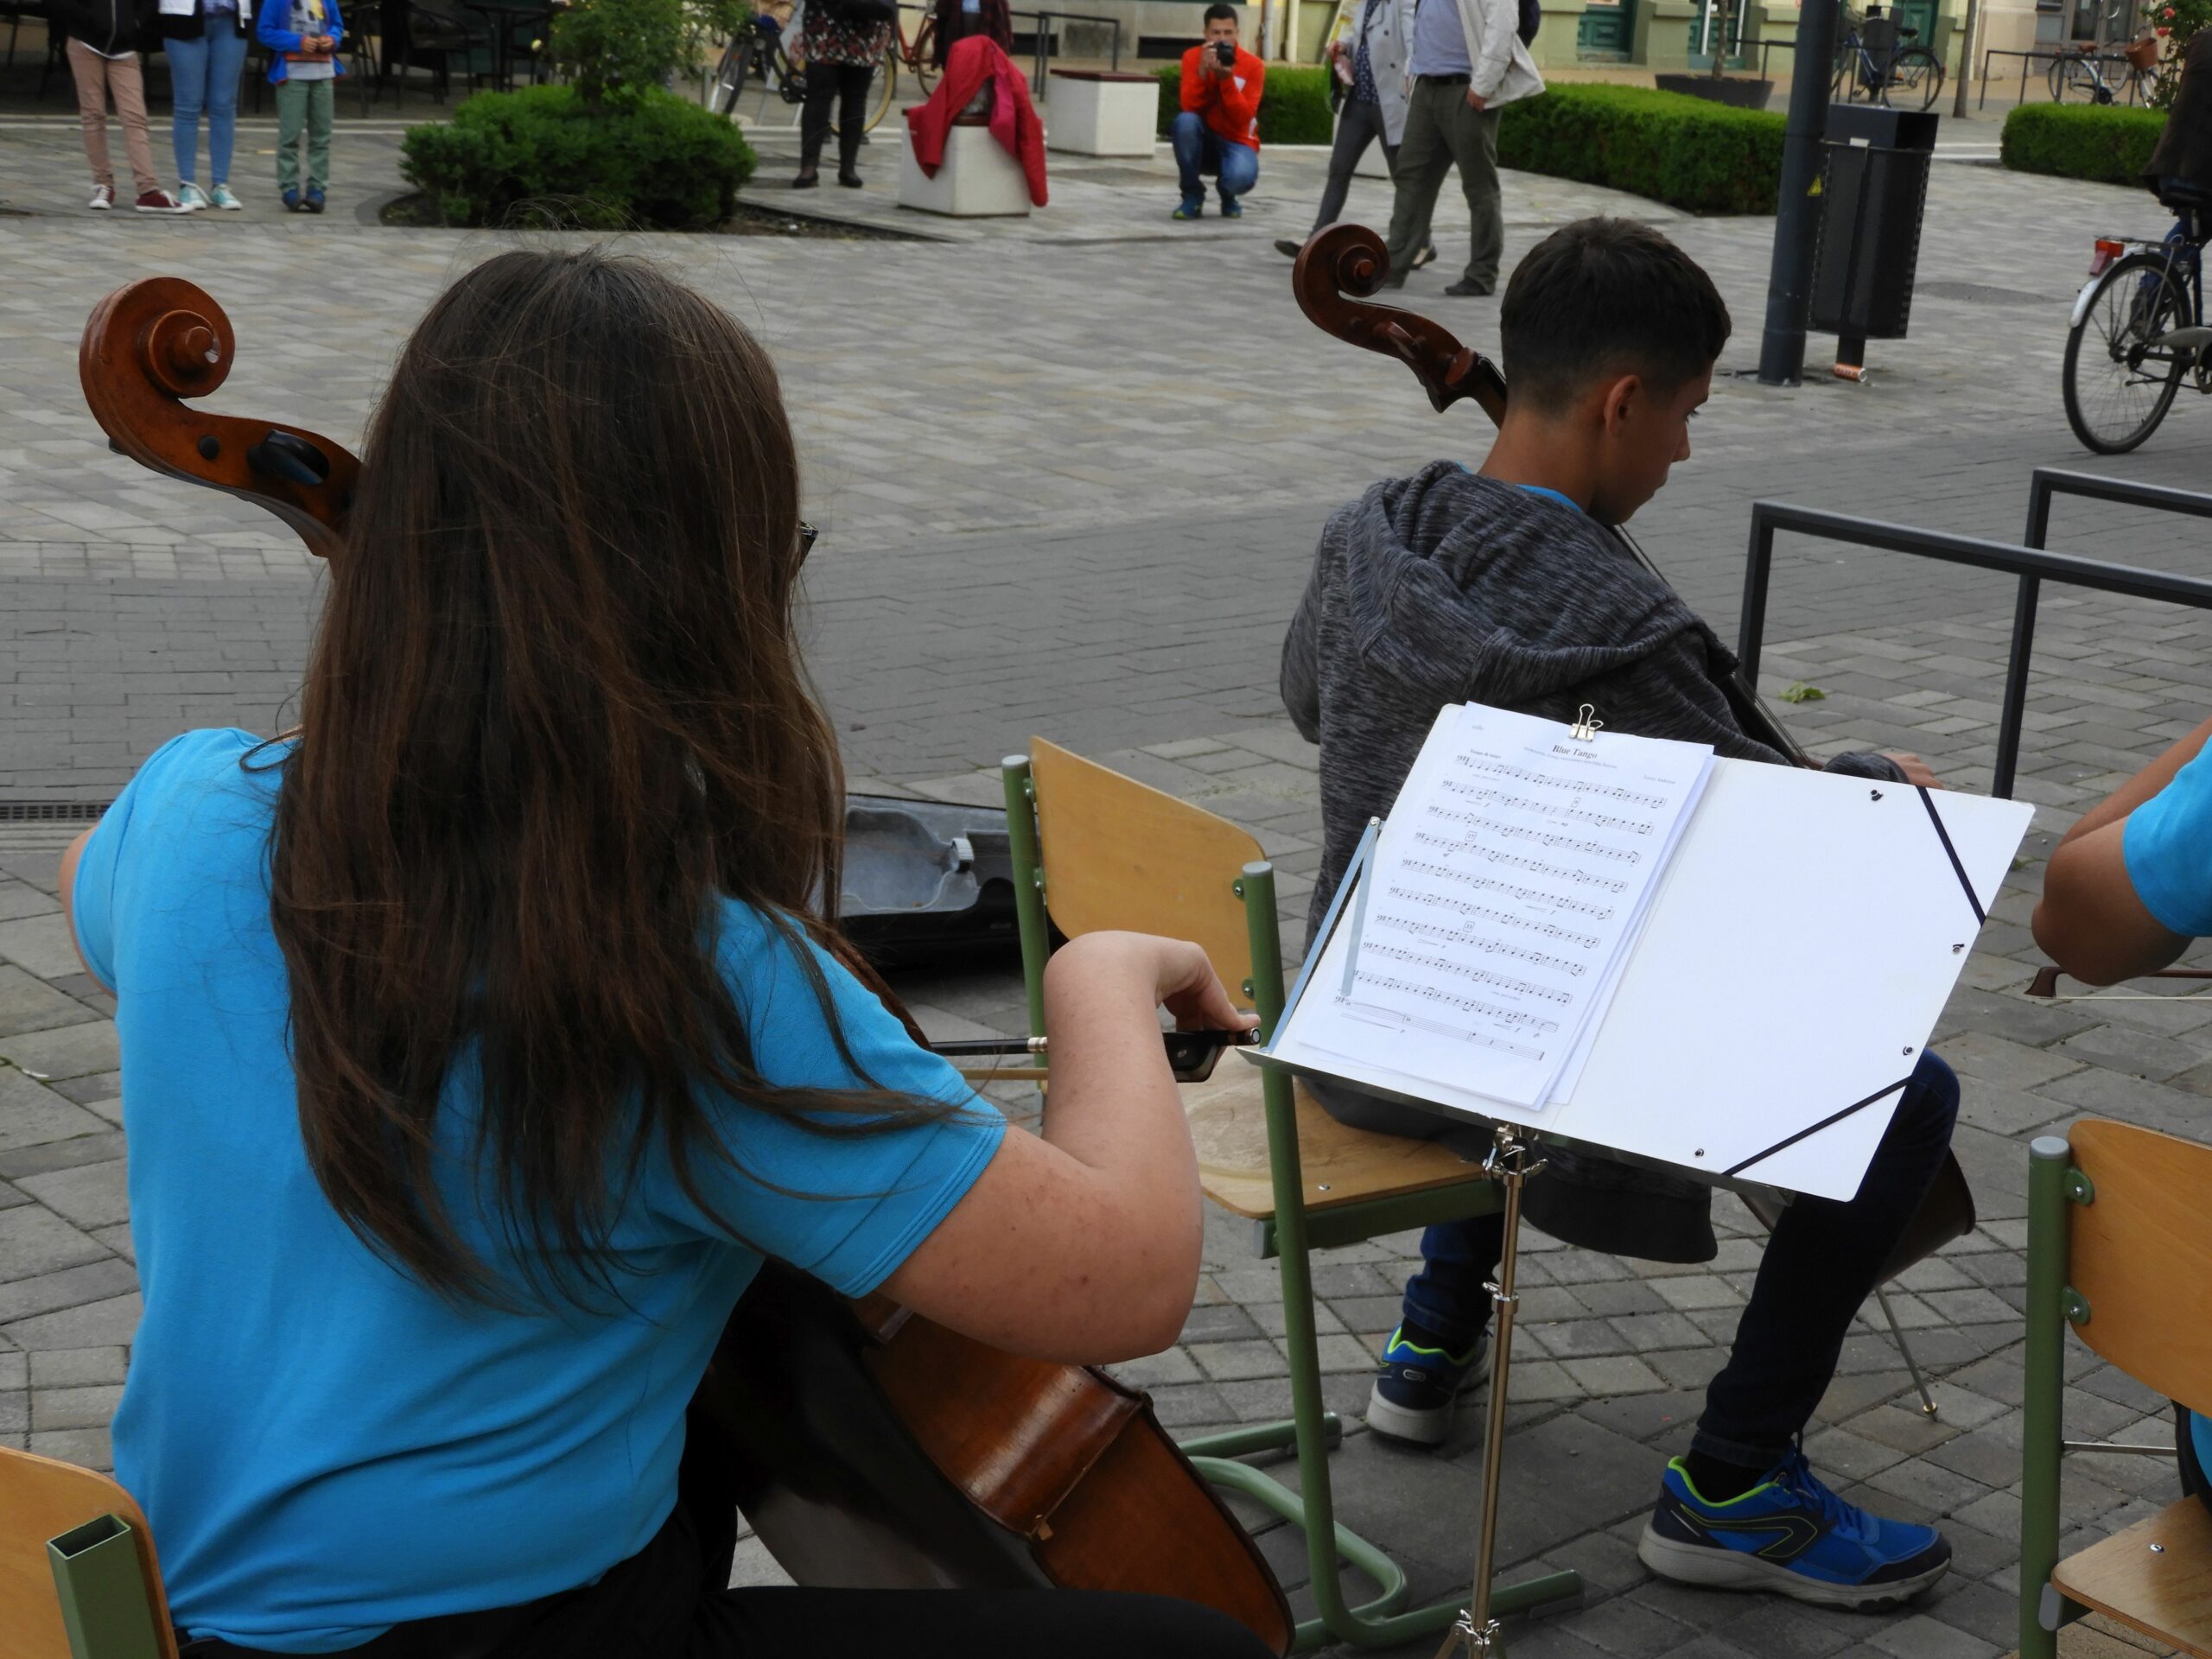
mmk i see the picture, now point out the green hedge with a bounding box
[1153,64,1335,147]
[2000,102,2166,185]
[1496,84,1783,214]
[400,84,756,230]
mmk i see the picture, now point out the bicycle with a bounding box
[711,3,937,135]
[2047,37,2157,105]
[2061,194,2212,454]
[1830,16,1944,111]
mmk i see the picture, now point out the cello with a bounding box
[76,275,1294,1654]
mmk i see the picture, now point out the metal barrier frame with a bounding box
[1013,7,1123,81]
[1977,42,2134,109]
[1736,469,2212,799]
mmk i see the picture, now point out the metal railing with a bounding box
[1736,470,2212,800]
[1976,42,2134,108]
[1012,7,1124,80]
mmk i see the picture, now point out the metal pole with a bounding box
[1993,576,2040,800]
[1434,1128,1543,1659]
[1000,757,1051,1041]
[2018,1135,2072,1659]
[1951,0,1980,114]
[1737,514,1776,689]
[1757,0,1843,385]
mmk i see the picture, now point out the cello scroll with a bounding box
[79,276,359,560]
[1289,224,1509,423]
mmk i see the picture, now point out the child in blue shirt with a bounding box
[256,0,340,212]
[2035,709,2212,1511]
[59,247,1274,1659]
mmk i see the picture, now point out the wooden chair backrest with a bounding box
[0,1446,179,1659]
[1027,739,1268,999]
[2068,1118,2212,1420]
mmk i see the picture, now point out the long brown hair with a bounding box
[266,248,950,1308]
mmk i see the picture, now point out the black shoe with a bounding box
[1443,278,1493,297]
[792,172,819,189]
[837,170,863,188]
[1274,238,1304,258]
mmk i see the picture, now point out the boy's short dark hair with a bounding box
[1499,219,1731,414]
[1203,3,1238,22]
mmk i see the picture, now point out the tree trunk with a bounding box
[1708,0,1732,74]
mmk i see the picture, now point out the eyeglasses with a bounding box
[799,521,818,562]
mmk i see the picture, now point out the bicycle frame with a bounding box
[2070,224,2211,363]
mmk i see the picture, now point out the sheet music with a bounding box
[1300,704,1712,1109]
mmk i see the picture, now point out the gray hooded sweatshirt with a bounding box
[1280,462,1898,1259]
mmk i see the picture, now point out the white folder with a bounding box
[1255,753,2034,1202]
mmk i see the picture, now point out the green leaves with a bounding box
[398,84,758,229]
[2000,102,2169,185]
[1779,682,1826,704]
[1494,85,1786,215]
[549,0,752,107]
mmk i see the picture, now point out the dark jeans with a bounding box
[801,61,874,176]
[1313,96,1395,232]
[1168,110,1258,208]
[178,1406,1276,1659]
[1349,1052,1961,1474]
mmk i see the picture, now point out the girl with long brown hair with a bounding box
[59,247,1274,1659]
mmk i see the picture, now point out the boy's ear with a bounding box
[1595,373,1643,438]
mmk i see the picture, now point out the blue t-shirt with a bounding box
[1408,0,1471,80]
[2123,743,2212,936]
[73,729,1006,1652]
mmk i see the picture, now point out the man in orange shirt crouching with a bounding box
[1171,4,1264,220]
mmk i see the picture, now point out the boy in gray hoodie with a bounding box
[1281,219,1961,1611]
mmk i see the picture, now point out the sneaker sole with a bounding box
[1636,1522,1950,1611]
[1363,1343,1496,1446]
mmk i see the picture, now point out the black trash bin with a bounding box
[1809,102,1938,377]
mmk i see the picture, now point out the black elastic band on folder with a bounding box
[1918,785,1986,927]
[1721,1077,1913,1179]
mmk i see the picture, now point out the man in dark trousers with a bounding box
[1282,218,1962,1612]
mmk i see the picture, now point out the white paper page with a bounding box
[1262,760,2033,1200]
[1297,703,1713,1109]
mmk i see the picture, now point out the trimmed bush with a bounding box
[400,84,755,230]
[1153,64,1336,146]
[1496,83,1783,214]
[2000,102,2166,186]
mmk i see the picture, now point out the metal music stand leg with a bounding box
[1436,1125,1545,1659]
[1875,1287,1939,1419]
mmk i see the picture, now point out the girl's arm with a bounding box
[880,931,1251,1364]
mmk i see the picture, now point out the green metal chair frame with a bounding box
[2018,1124,2212,1658]
[1000,753,1580,1652]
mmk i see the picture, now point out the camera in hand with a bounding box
[1213,40,1235,63]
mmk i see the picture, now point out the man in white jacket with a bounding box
[1382,0,1543,296]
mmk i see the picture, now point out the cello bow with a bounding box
[77,277,1296,1656]
[1289,224,1811,766]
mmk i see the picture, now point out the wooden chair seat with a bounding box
[1179,1065,1480,1222]
[2050,1497,2212,1656]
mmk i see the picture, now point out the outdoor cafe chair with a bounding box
[2018,1118,2212,1658]
[1,1445,178,1659]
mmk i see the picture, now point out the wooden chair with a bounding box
[1,1446,179,1659]
[2019,1121,2212,1658]
[1001,740,1580,1651]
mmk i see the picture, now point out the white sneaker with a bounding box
[88,182,114,210]
[177,181,211,210]
[210,183,244,210]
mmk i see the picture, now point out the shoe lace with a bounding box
[1772,1445,1872,1542]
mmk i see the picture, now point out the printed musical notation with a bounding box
[1304,702,1714,1110]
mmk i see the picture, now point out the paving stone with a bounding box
[0,1205,110,1283]
[28,1346,126,1389]
[31,1382,122,1430]
[14,1159,129,1231]
[0,965,98,1038]
[0,1019,118,1081]
[0,1067,111,1156]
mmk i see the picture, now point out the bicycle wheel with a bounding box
[1886,46,1943,111]
[864,55,896,132]
[2126,64,2153,105]
[909,12,938,95]
[710,35,755,116]
[2063,251,2190,454]
[2049,54,2095,100]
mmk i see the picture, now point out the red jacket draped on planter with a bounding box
[905,35,1049,207]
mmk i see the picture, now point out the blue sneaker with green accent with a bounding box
[1364,1324,1491,1446]
[1172,199,1204,220]
[1637,1449,1951,1610]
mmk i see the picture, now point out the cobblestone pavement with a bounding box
[6,105,2212,1659]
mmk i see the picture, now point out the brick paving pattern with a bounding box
[5,106,2212,1656]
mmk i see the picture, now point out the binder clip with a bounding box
[1568,703,1604,741]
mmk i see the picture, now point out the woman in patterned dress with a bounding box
[794,0,892,188]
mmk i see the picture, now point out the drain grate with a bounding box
[1914,280,2060,307]
[0,803,110,823]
